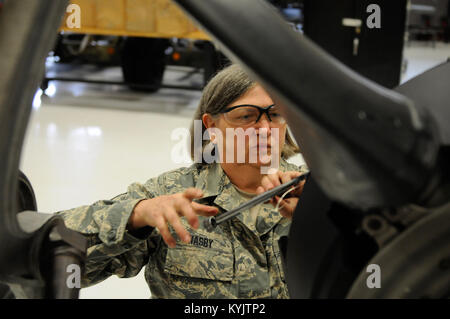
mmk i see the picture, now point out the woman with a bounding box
[58,64,308,299]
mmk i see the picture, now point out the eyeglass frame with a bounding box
[218,104,285,125]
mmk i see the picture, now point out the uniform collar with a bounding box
[194,160,293,235]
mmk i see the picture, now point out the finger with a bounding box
[280,206,293,219]
[175,199,199,229]
[278,199,292,218]
[256,186,265,195]
[280,171,301,184]
[284,197,299,205]
[272,195,282,207]
[289,171,302,179]
[155,216,176,248]
[191,202,219,216]
[256,186,273,203]
[288,179,306,197]
[268,173,281,187]
[165,208,191,244]
[281,197,297,209]
[280,198,299,218]
[274,196,293,208]
[279,173,291,185]
[182,188,204,200]
[261,176,275,191]
[294,180,306,196]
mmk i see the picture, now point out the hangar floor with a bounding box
[19,42,450,298]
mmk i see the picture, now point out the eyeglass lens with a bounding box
[223,106,285,125]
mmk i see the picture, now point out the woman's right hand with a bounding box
[127,188,219,248]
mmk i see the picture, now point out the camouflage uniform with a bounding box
[57,159,307,298]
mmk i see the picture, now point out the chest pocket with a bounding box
[164,231,234,282]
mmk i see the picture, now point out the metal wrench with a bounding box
[203,171,310,231]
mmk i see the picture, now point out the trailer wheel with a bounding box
[53,34,77,63]
[195,40,230,85]
[121,37,169,92]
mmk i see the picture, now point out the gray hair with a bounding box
[189,64,299,161]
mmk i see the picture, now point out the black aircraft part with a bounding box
[0,0,69,279]
[395,61,450,146]
[0,170,38,299]
[173,0,449,299]
[347,201,450,298]
[17,170,38,213]
[0,0,87,299]
[283,176,336,298]
[174,0,440,211]
[285,177,380,298]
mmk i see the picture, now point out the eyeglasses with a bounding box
[219,104,286,126]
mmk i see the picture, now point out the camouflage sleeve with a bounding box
[55,179,161,287]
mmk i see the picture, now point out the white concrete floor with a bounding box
[401,41,450,83]
[19,42,450,298]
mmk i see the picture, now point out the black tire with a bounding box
[121,37,169,92]
[53,34,79,63]
[195,40,230,85]
[0,171,38,299]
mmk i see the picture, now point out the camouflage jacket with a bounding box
[57,159,307,299]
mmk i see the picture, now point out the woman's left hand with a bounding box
[256,171,305,219]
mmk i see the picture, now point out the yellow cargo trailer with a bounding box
[59,0,209,40]
[53,0,221,92]
[51,1,298,92]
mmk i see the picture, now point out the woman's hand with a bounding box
[128,188,219,248]
[256,171,305,219]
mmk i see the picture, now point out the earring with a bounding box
[210,132,217,144]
